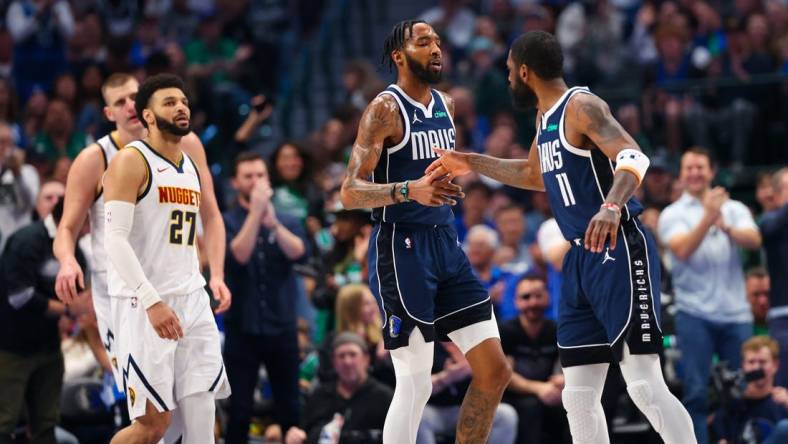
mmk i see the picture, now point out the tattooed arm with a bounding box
[569,93,642,208]
[340,95,400,209]
[340,94,463,209]
[427,114,544,191]
[466,142,543,191]
[567,93,642,252]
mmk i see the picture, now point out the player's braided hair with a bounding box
[381,20,426,71]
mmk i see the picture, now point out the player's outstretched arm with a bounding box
[104,148,183,340]
[341,95,463,209]
[426,108,543,191]
[54,144,104,303]
[428,139,544,191]
[182,133,231,313]
[568,93,644,252]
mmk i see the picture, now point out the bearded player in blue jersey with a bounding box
[429,31,696,444]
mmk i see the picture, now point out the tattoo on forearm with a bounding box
[342,175,395,209]
[456,385,498,444]
[342,96,402,209]
[468,154,529,188]
[605,170,639,207]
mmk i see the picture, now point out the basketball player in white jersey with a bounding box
[104,73,230,443]
[53,73,230,440]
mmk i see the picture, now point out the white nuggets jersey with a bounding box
[90,132,122,276]
[106,140,206,299]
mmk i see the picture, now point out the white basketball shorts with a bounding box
[110,287,231,420]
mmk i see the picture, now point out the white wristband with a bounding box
[615,149,650,184]
[136,281,162,310]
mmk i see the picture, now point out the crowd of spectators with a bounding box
[0,0,786,443]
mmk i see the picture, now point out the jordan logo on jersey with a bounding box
[410,128,456,160]
[412,111,422,124]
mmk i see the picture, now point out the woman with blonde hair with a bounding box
[316,284,394,385]
[335,283,383,347]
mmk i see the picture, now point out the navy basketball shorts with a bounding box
[368,222,493,350]
[558,219,663,367]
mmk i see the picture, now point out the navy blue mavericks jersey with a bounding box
[536,86,643,240]
[371,85,456,225]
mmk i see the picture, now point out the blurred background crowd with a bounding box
[0,0,786,443]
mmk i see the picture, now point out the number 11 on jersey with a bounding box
[556,172,576,207]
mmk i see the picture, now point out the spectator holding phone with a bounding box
[234,94,273,151]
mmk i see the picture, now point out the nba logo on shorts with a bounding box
[131,297,138,308]
[128,386,136,407]
[405,237,412,249]
[389,315,402,338]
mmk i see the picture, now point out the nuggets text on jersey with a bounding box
[158,186,201,207]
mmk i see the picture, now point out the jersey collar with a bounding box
[541,86,588,122]
[389,84,436,118]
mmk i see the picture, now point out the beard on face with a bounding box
[510,76,537,110]
[405,53,442,84]
[154,112,191,137]
[522,306,545,321]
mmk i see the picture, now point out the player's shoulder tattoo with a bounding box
[357,94,400,150]
[569,93,622,144]
[365,94,400,127]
